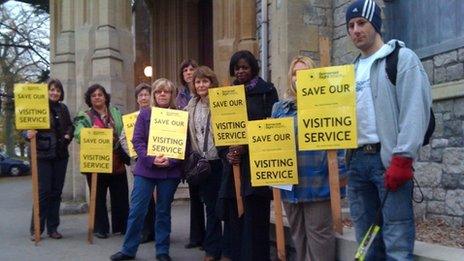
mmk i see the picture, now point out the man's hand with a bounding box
[227,145,245,165]
[385,155,413,191]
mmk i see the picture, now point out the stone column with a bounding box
[50,0,134,212]
[213,0,258,85]
[268,0,333,95]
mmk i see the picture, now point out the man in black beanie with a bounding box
[345,0,432,260]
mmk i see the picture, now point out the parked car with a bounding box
[0,152,30,176]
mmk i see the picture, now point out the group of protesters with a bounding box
[25,1,432,261]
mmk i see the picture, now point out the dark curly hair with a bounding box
[48,78,64,101]
[228,50,259,78]
[84,84,110,108]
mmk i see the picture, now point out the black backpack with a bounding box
[385,42,435,146]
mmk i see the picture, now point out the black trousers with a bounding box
[199,160,223,258]
[241,195,271,261]
[222,195,271,261]
[86,172,129,234]
[30,158,68,235]
[188,182,205,244]
[222,197,243,261]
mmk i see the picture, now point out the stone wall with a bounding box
[414,36,464,228]
[415,97,464,227]
[422,49,464,85]
[331,0,464,227]
[257,0,334,97]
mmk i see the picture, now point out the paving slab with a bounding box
[0,176,204,261]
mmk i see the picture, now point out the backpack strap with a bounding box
[385,41,401,86]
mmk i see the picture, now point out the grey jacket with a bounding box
[354,39,432,168]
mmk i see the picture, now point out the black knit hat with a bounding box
[346,0,382,34]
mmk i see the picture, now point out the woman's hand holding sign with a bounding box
[227,145,245,165]
[26,130,38,139]
[153,154,170,167]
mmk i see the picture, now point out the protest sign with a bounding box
[14,83,50,130]
[209,85,248,146]
[296,64,357,151]
[122,111,139,158]
[147,107,188,160]
[14,83,50,244]
[248,118,298,187]
[209,85,248,217]
[80,128,113,173]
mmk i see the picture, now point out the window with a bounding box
[383,0,464,58]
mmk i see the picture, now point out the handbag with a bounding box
[185,113,211,185]
[112,143,130,174]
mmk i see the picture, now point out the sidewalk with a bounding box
[0,176,203,261]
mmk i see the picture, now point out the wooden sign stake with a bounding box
[319,36,343,235]
[30,134,41,245]
[87,172,98,244]
[327,150,343,234]
[232,165,244,217]
[273,188,286,261]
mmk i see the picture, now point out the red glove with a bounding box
[385,155,413,191]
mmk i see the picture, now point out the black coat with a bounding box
[35,102,74,160]
[218,77,279,199]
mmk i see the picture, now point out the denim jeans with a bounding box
[347,150,415,261]
[121,176,179,257]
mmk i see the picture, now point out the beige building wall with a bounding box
[213,0,258,85]
[265,0,333,97]
[50,0,134,204]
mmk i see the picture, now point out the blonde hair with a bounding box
[191,66,220,97]
[151,78,177,108]
[286,55,316,99]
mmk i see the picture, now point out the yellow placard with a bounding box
[80,128,113,173]
[209,85,248,146]
[248,118,298,187]
[296,65,357,150]
[122,111,139,158]
[14,83,50,130]
[147,107,188,160]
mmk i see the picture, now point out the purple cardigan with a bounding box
[132,107,182,179]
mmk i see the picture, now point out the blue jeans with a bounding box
[347,150,415,261]
[121,176,179,257]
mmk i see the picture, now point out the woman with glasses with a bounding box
[111,78,181,261]
[119,83,156,244]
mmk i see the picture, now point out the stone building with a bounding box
[50,0,464,225]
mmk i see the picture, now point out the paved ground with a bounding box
[0,176,204,261]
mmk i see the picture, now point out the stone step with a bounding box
[174,182,190,201]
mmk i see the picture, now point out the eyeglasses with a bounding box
[154,90,172,94]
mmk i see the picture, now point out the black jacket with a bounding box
[35,102,74,160]
[218,77,279,199]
